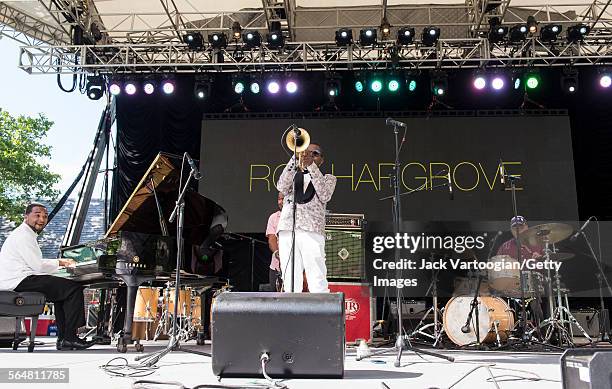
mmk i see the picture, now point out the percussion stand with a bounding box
[409,265,444,346]
[358,120,454,366]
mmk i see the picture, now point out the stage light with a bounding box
[567,24,590,43]
[231,21,242,41]
[124,81,137,95]
[488,17,508,43]
[250,80,260,94]
[183,31,204,50]
[397,27,415,45]
[431,71,447,96]
[267,79,280,94]
[267,31,284,48]
[109,81,121,96]
[370,78,383,93]
[527,16,538,34]
[285,80,298,94]
[599,74,611,88]
[359,28,377,46]
[162,79,175,95]
[491,75,505,90]
[85,75,105,100]
[194,76,211,99]
[514,77,521,90]
[525,73,540,90]
[540,24,562,42]
[243,31,262,48]
[335,28,353,46]
[408,79,417,92]
[387,74,401,92]
[208,33,227,49]
[355,80,364,92]
[561,68,578,94]
[473,74,486,90]
[380,18,391,39]
[509,24,528,43]
[143,80,156,95]
[421,26,440,46]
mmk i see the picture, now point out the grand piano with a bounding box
[58,152,223,352]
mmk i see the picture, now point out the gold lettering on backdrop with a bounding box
[429,162,451,190]
[272,164,287,190]
[402,162,428,191]
[355,163,378,190]
[480,162,500,190]
[453,162,480,191]
[378,163,395,192]
[250,164,271,192]
[503,161,523,190]
[331,163,355,191]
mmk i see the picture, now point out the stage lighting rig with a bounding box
[109,80,121,96]
[354,72,366,93]
[208,32,227,49]
[421,26,440,46]
[369,74,383,93]
[162,76,176,95]
[488,17,508,43]
[431,70,448,96]
[387,73,401,92]
[509,24,528,43]
[324,74,341,98]
[567,24,590,43]
[232,74,246,94]
[540,24,562,43]
[183,31,204,50]
[335,28,353,46]
[380,18,391,39]
[267,30,284,49]
[473,72,486,90]
[397,27,415,45]
[231,21,242,41]
[405,73,418,92]
[561,68,578,93]
[599,69,611,88]
[359,28,377,46]
[524,71,540,90]
[194,75,212,99]
[86,76,105,100]
[527,16,538,34]
[243,31,262,48]
[143,78,156,95]
[124,80,137,95]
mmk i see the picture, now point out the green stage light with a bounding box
[388,79,400,92]
[370,79,383,92]
[408,79,417,92]
[526,74,540,89]
[355,80,364,92]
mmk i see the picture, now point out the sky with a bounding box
[0,36,109,199]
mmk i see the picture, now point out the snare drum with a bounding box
[133,287,160,322]
[444,296,515,346]
[488,254,520,293]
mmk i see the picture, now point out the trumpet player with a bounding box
[276,139,337,293]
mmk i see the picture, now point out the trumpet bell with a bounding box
[285,127,310,153]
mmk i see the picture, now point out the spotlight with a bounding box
[431,71,447,96]
[380,18,391,39]
[359,28,377,46]
[194,76,211,99]
[267,31,284,49]
[525,72,540,90]
[325,74,341,98]
[249,77,261,94]
[509,24,528,43]
[162,78,175,95]
[561,68,578,94]
[491,75,505,90]
[208,32,227,49]
[109,80,121,96]
[527,16,538,34]
[267,79,280,94]
[243,31,262,48]
[473,74,486,90]
[540,24,562,42]
[567,24,590,43]
[370,76,383,93]
[599,74,611,88]
[232,75,245,94]
[285,80,298,94]
[387,74,401,92]
[231,21,242,41]
[85,75,105,100]
[406,75,418,92]
[183,31,204,50]
[513,76,522,90]
[143,79,156,95]
[397,27,415,45]
[335,28,353,46]
[488,17,508,43]
[124,80,137,95]
[421,26,440,46]
[355,80,364,92]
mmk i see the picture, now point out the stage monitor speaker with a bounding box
[211,292,345,379]
[561,349,612,389]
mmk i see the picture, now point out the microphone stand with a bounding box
[136,158,211,367]
[289,125,300,293]
[461,275,483,348]
[357,120,453,366]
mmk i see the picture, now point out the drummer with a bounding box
[497,216,543,260]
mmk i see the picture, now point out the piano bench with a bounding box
[0,291,46,352]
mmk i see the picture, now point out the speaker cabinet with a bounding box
[561,349,612,389]
[211,292,345,378]
[324,229,364,279]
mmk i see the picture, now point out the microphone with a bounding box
[386,118,407,128]
[461,324,470,334]
[293,125,301,137]
[186,153,202,180]
[447,171,454,200]
[499,159,505,189]
[570,217,594,241]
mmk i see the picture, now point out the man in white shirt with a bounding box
[0,203,93,350]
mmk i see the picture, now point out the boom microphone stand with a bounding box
[358,119,453,366]
[136,153,211,366]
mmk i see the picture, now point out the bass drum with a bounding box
[443,296,514,346]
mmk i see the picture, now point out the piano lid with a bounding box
[106,152,221,242]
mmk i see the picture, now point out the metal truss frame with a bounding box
[0,2,70,46]
[17,35,612,74]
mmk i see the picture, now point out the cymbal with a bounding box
[545,252,575,262]
[518,223,573,246]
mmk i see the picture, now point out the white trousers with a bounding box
[278,230,329,293]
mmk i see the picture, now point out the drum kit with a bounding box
[411,222,596,349]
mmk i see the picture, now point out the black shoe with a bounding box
[56,338,63,350]
[59,338,95,350]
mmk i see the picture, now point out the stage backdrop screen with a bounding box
[199,115,578,233]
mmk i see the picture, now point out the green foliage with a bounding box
[0,109,60,222]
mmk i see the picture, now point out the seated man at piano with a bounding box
[0,203,94,350]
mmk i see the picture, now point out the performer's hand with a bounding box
[59,259,76,268]
[301,152,314,169]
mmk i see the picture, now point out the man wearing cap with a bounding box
[497,216,543,259]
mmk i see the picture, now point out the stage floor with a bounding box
[1,338,567,389]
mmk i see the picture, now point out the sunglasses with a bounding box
[311,150,322,157]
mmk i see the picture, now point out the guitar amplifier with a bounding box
[324,214,365,280]
[561,349,612,389]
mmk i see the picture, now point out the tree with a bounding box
[0,109,60,222]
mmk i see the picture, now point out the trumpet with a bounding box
[285,127,310,170]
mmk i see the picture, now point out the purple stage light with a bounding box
[162,80,175,94]
[492,77,505,90]
[473,76,486,90]
[109,82,121,96]
[124,82,137,95]
[143,82,155,95]
[285,81,298,94]
[600,75,611,88]
[267,80,280,94]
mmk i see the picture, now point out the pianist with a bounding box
[0,203,94,350]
